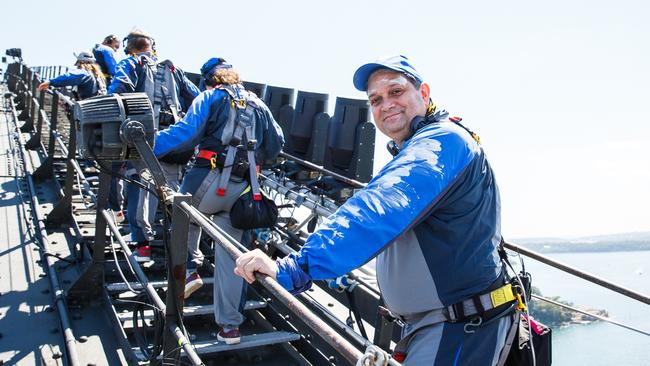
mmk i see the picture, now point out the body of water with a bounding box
[516,250,650,365]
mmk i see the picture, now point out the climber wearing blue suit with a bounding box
[92,34,121,82]
[107,29,200,261]
[235,55,514,365]
[38,51,106,100]
[154,57,284,344]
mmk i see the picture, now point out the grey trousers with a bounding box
[401,314,513,365]
[190,169,248,328]
[156,162,206,266]
[134,162,184,241]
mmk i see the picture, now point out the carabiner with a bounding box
[463,316,483,334]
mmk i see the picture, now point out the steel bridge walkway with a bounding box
[0,84,126,365]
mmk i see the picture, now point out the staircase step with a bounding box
[118,300,267,325]
[191,331,301,355]
[107,277,214,293]
[134,331,301,360]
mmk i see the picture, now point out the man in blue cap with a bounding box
[235,55,515,364]
[154,56,284,344]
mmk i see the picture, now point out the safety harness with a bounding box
[196,85,264,202]
[132,55,183,129]
[153,59,182,128]
[95,73,107,96]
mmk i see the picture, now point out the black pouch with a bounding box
[505,313,552,366]
[229,189,278,230]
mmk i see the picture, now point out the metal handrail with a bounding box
[177,201,402,366]
[503,240,650,306]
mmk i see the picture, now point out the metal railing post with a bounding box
[25,90,46,150]
[46,109,76,226]
[17,71,32,126]
[33,92,59,181]
[67,170,112,303]
[14,65,27,107]
[162,194,193,364]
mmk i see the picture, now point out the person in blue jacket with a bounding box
[154,56,284,345]
[108,29,200,262]
[234,55,515,365]
[92,34,121,82]
[37,51,106,100]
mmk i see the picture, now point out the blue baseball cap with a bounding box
[353,55,423,92]
[200,57,232,79]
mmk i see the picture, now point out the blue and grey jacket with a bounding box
[153,85,284,164]
[107,52,199,112]
[92,43,118,76]
[109,52,201,163]
[49,69,103,100]
[276,113,502,331]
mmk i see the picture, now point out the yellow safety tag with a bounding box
[240,185,251,197]
[490,283,517,307]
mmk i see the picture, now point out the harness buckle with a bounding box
[445,303,464,323]
[230,99,246,109]
[246,139,257,150]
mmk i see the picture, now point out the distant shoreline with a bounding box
[513,241,650,254]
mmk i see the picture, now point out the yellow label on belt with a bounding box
[490,284,516,307]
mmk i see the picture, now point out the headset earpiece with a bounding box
[386,140,400,156]
[410,115,433,135]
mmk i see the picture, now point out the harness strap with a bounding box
[389,283,518,327]
[197,149,219,170]
[391,289,518,363]
[94,73,107,96]
[448,283,517,322]
[214,85,263,198]
[152,60,182,128]
[245,125,262,201]
[197,150,217,160]
[495,312,521,366]
[447,116,481,144]
[216,121,244,196]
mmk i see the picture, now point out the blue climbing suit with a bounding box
[48,69,104,100]
[109,52,200,244]
[155,84,284,328]
[276,110,511,365]
[92,43,119,77]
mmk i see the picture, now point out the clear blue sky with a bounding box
[2,0,649,239]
